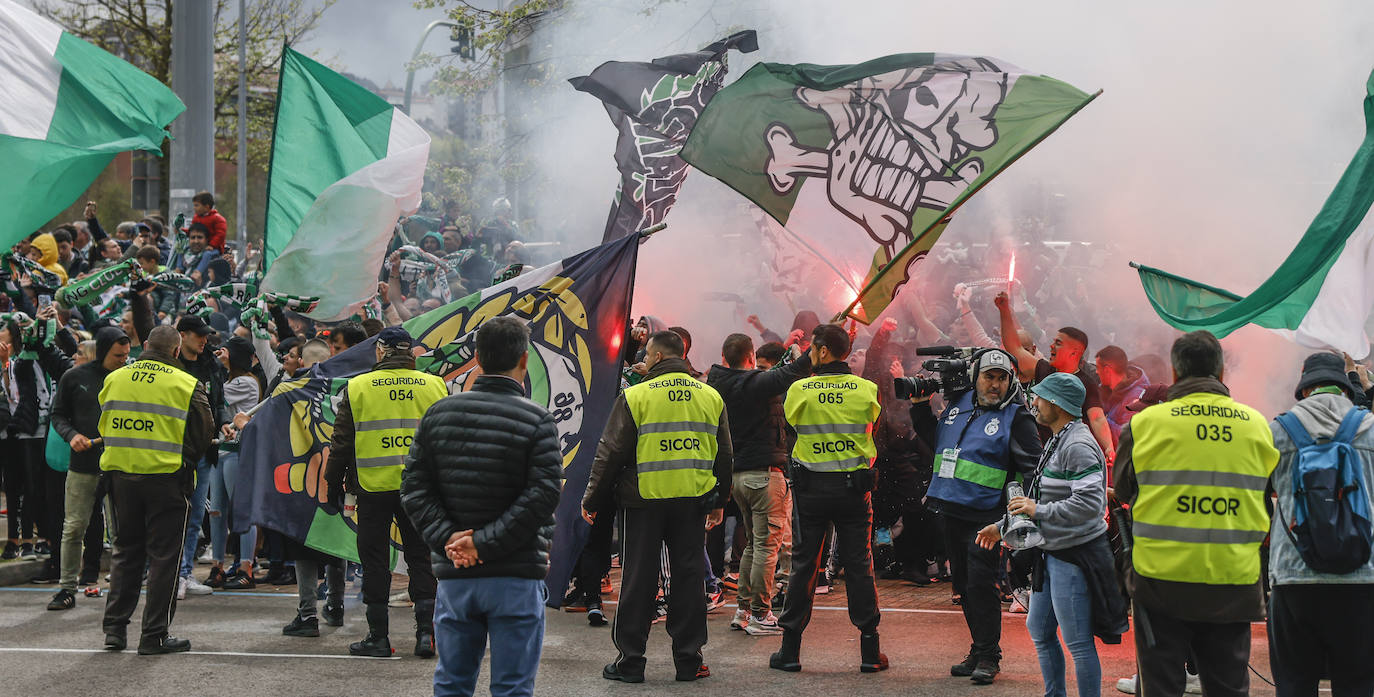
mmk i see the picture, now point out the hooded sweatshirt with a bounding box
[29,233,69,285]
[1102,364,1149,442]
[1269,392,1374,586]
[51,327,128,474]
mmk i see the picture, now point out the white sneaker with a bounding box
[1185,673,1202,694]
[730,609,749,630]
[1116,675,1137,694]
[388,591,413,608]
[176,576,188,601]
[743,612,783,636]
[183,576,213,596]
[196,549,215,565]
[1010,588,1031,613]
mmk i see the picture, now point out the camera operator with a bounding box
[908,349,1041,685]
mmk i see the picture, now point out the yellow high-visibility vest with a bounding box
[347,368,449,493]
[1130,391,1278,585]
[784,374,880,472]
[98,359,197,474]
[624,373,724,500]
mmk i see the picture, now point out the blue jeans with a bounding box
[179,459,212,578]
[434,577,546,697]
[208,451,256,566]
[1027,554,1101,697]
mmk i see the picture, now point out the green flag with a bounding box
[0,0,184,249]
[681,54,1097,323]
[262,49,429,320]
[1135,68,1374,357]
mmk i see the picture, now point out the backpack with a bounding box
[1275,408,1374,574]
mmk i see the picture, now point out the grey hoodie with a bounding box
[1269,392,1374,585]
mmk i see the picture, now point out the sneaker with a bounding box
[205,567,228,589]
[815,573,831,595]
[322,601,345,627]
[730,608,750,630]
[183,576,213,595]
[19,542,36,560]
[951,650,979,677]
[563,591,592,613]
[1116,675,1138,695]
[47,588,76,611]
[587,598,608,627]
[1011,588,1031,614]
[34,541,51,559]
[744,612,783,636]
[970,657,1000,685]
[282,614,320,637]
[600,574,613,595]
[1186,673,1202,694]
[705,588,726,612]
[1,541,17,560]
[722,572,739,590]
[196,549,215,565]
[651,601,668,624]
[675,663,710,682]
[176,576,188,601]
[221,571,255,590]
[388,591,413,608]
[609,553,620,569]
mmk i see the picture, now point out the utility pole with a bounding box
[403,20,456,115]
[170,1,215,223]
[237,0,247,242]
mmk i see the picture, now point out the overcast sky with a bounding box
[295,0,463,88]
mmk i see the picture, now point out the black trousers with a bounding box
[941,514,1003,659]
[19,439,45,540]
[1135,601,1250,697]
[612,500,707,676]
[778,476,880,638]
[0,447,25,540]
[355,490,436,608]
[1269,584,1374,697]
[102,472,189,642]
[572,506,616,598]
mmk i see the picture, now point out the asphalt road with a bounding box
[0,585,1279,697]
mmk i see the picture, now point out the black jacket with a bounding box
[705,352,811,472]
[584,357,734,511]
[400,374,562,581]
[1035,534,1130,644]
[51,328,127,474]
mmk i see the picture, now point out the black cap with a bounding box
[176,315,213,336]
[376,326,413,349]
[1295,352,1355,400]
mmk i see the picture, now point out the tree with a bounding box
[34,0,334,220]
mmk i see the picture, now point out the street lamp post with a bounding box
[402,20,457,115]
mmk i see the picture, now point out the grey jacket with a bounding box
[1269,393,1374,586]
[1017,419,1108,551]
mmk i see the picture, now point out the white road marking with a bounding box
[0,647,399,660]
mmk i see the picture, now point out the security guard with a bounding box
[99,325,213,654]
[770,323,886,674]
[1114,330,1277,697]
[584,330,733,684]
[914,348,1041,684]
[325,327,448,658]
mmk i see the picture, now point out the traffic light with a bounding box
[450,18,474,61]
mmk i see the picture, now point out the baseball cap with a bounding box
[977,350,1014,377]
[176,315,213,336]
[377,326,413,350]
[1029,372,1086,418]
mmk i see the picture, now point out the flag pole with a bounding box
[637,223,668,238]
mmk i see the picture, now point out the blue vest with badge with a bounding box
[927,389,1020,511]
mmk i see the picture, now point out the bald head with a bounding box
[145,325,181,357]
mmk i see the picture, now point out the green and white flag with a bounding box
[0,0,184,249]
[682,54,1096,323]
[262,48,429,321]
[1136,69,1374,358]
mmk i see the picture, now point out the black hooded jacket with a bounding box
[705,353,812,472]
[51,327,128,474]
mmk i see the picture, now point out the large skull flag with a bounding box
[682,53,1098,322]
